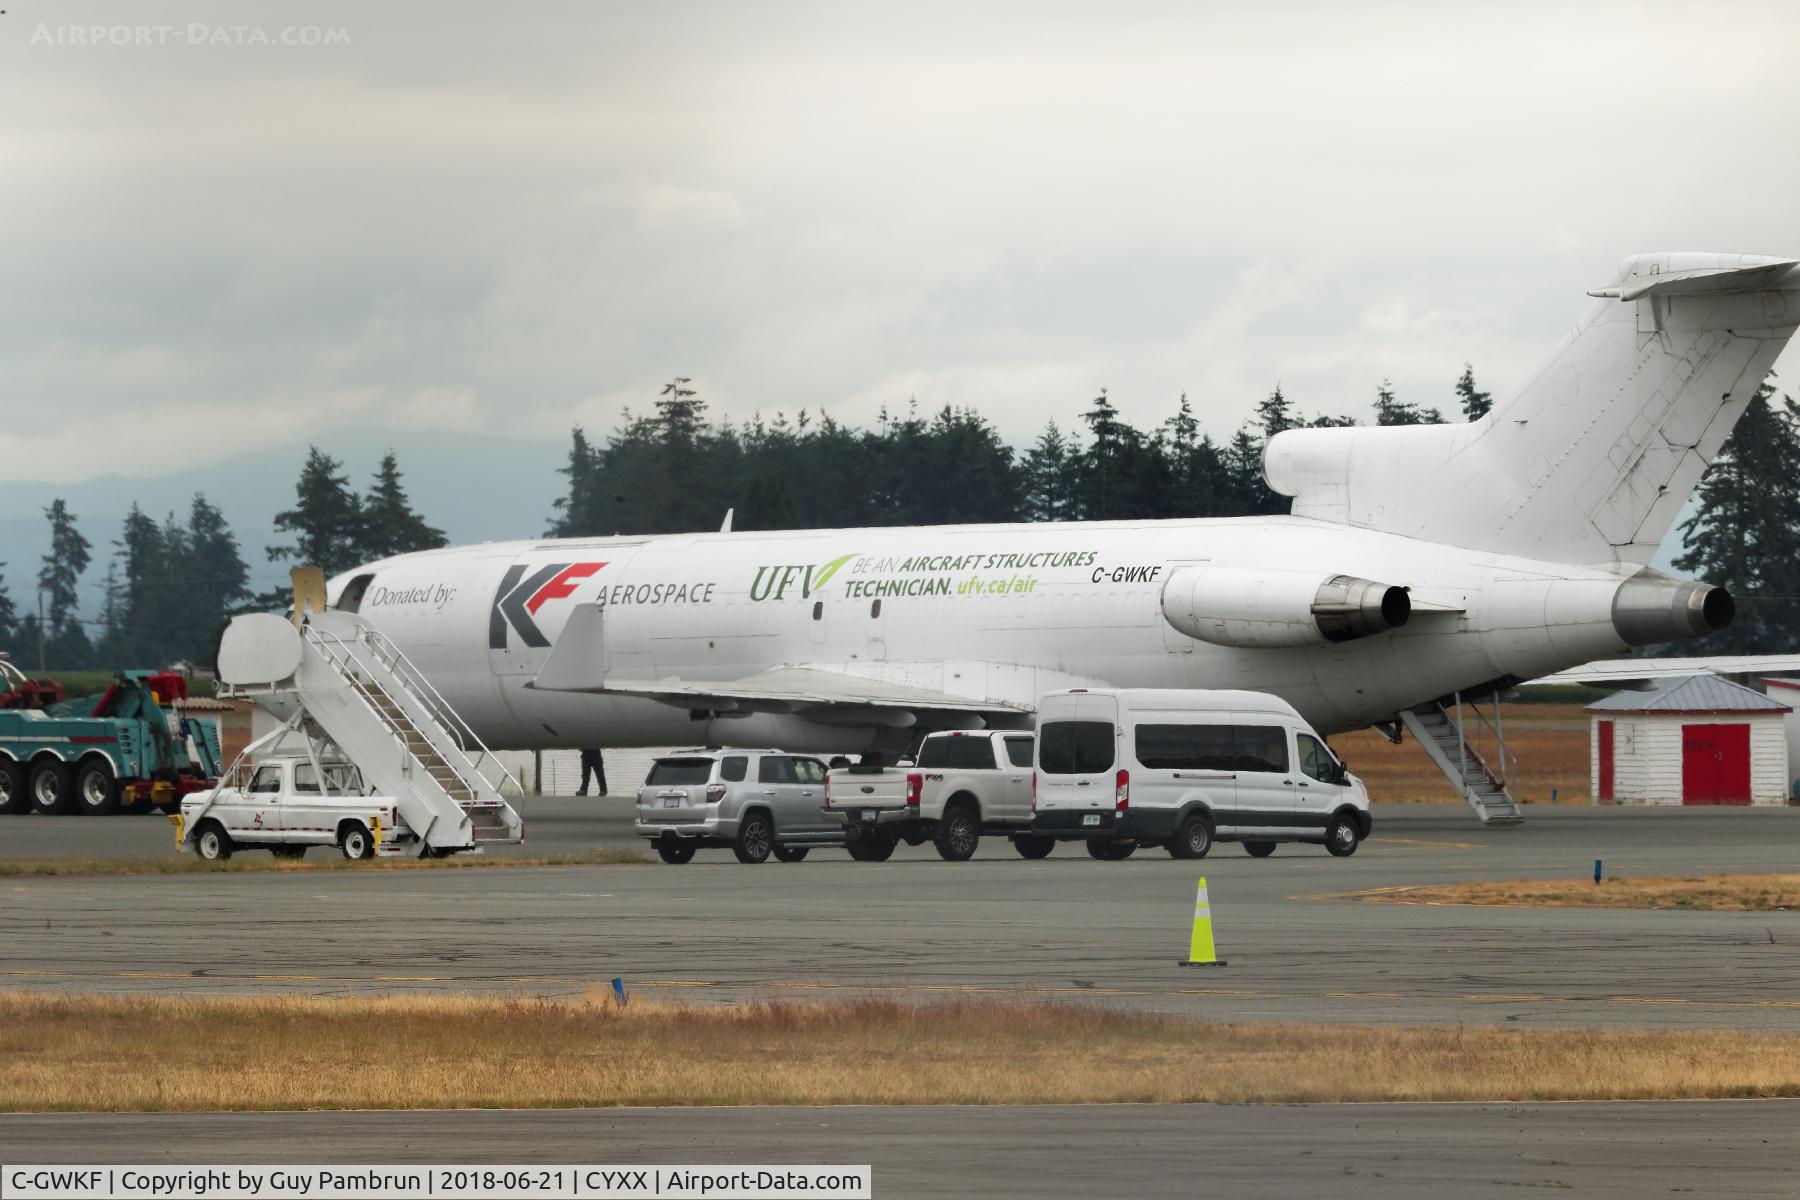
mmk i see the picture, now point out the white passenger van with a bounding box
[1031,688,1372,860]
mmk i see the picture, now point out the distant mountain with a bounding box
[0,431,569,618]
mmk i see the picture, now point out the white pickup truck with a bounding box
[823,730,1051,862]
[175,753,417,862]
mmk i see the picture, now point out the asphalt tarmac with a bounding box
[4,801,1800,1030]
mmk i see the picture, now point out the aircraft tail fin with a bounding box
[1264,253,1800,565]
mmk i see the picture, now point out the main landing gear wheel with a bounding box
[1012,835,1055,860]
[846,830,897,862]
[1243,841,1276,858]
[657,839,696,864]
[773,846,809,862]
[271,845,307,860]
[1086,839,1136,861]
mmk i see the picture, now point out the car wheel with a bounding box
[656,839,696,865]
[28,761,74,815]
[0,760,27,815]
[1243,840,1276,858]
[1086,839,1136,861]
[734,813,773,864]
[271,845,307,860]
[1168,814,1213,860]
[1326,813,1361,857]
[194,822,232,862]
[75,761,121,816]
[1012,835,1055,860]
[340,823,374,860]
[934,805,981,862]
[773,846,809,862]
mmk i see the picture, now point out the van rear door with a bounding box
[1034,693,1118,824]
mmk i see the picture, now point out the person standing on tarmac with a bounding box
[577,747,608,796]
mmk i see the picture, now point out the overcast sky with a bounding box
[5,0,1800,485]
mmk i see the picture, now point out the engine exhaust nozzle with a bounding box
[1312,574,1412,643]
[1611,574,1734,646]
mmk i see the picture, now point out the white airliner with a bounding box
[323,253,1800,755]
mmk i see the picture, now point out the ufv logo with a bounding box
[749,553,857,602]
[489,561,606,649]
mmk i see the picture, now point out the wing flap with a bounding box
[1535,654,1800,686]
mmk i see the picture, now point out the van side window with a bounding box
[1134,723,1234,770]
[1003,737,1034,767]
[918,736,1000,770]
[1296,733,1338,783]
[1234,725,1290,773]
[719,756,748,782]
[757,755,798,784]
[1038,721,1114,774]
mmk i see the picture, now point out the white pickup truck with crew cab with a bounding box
[823,730,1051,861]
[176,753,421,861]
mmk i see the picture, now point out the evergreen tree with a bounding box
[1256,384,1297,440]
[656,376,704,446]
[0,563,19,663]
[268,447,363,585]
[1077,389,1126,519]
[360,451,447,560]
[548,427,600,536]
[184,495,251,640]
[1021,422,1078,522]
[37,499,90,641]
[1674,383,1800,652]
[1373,379,1445,426]
[1455,362,1493,421]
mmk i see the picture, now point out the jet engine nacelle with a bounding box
[1161,567,1411,649]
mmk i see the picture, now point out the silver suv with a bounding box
[635,749,843,864]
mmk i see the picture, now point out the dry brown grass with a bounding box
[8,990,1800,1111]
[0,848,648,877]
[1347,873,1800,911]
[1336,703,1591,804]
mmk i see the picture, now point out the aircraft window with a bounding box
[757,755,798,784]
[1234,725,1290,773]
[248,765,283,794]
[794,758,826,784]
[647,758,715,786]
[918,736,998,771]
[871,599,882,618]
[812,601,823,621]
[1135,724,1235,771]
[1297,734,1339,784]
[719,756,748,783]
[1038,721,1115,774]
[1004,737,1034,767]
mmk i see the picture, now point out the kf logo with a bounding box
[490,561,606,649]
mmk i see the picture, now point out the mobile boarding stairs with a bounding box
[1399,693,1525,826]
[209,609,524,853]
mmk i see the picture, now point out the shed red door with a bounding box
[1681,723,1751,805]
[1597,721,1614,801]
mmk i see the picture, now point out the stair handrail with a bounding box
[1447,692,1516,792]
[305,619,523,798]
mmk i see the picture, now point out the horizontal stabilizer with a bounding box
[1534,654,1800,687]
[1588,257,1799,302]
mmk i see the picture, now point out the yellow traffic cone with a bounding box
[1179,876,1227,967]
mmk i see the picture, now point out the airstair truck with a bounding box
[194,609,523,858]
[0,661,222,816]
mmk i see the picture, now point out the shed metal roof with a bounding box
[1585,673,1792,715]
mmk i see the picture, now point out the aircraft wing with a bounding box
[1534,655,1800,687]
[585,667,1027,725]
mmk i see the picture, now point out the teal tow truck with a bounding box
[0,662,223,816]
